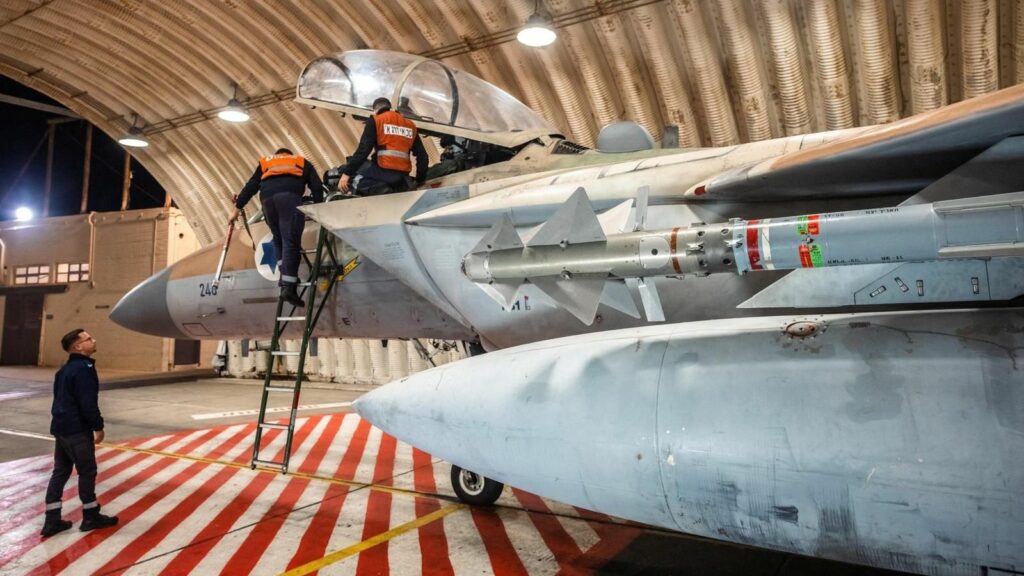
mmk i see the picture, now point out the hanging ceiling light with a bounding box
[118,113,149,148]
[218,83,250,123]
[517,0,557,47]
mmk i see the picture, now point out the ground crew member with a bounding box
[42,329,119,537]
[338,97,428,196]
[228,148,323,308]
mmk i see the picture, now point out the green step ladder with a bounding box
[250,225,351,473]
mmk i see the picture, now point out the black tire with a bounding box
[451,464,504,505]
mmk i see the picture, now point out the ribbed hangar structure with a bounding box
[1,0,1022,245]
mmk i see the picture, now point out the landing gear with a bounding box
[451,464,504,505]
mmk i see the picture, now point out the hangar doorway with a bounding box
[174,339,201,366]
[2,292,44,365]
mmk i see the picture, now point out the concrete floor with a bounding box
[0,370,913,575]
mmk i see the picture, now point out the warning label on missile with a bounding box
[796,215,820,236]
[798,244,824,268]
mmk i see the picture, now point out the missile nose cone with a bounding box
[110,266,189,339]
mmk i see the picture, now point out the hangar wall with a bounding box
[0,207,217,371]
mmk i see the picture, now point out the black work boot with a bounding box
[281,283,305,308]
[80,506,118,532]
[40,510,72,537]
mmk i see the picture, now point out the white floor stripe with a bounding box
[443,506,495,575]
[3,456,200,575]
[557,511,602,556]
[319,487,374,576]
[121,465,265,574]
[60,462,228,575]
[191,402,352,420]
[249,480,332,575]
[390,440,417,493]
[308,412,358,480]
[502,505,562,574]
[0,427,53,441]
[188,415,329,573]
[351,425,384,485]
[386,485,423,575]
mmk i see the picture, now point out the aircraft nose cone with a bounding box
[109,266,189,339]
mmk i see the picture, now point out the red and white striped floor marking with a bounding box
[0,413,650,575]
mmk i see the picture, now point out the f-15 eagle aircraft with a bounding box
[110,50,1024,348]
[109,51,1024,576]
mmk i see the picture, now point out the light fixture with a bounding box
[15,207,33,221]
[218,83,250,123]
[118,113,149,148]
[517,1,557,47]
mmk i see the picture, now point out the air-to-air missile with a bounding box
[461,189,1024,323]
[354,308,1024,576]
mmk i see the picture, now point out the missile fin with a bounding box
[530,273,607,325]
[526,188,606,248]
[601,279,641,318]
[597,199,635,236]
[478,281,522,310]
[471,214,523,254]
[631,277,665,322]
[633,185,650,231]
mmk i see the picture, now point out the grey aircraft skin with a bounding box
[109,51,1024,576]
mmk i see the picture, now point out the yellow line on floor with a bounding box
[278,503,465,576]
[102,442,445,500]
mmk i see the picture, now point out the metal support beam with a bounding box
[121,150,131,211]
[80,124,92,214]
[0,92,79,118]
[42,124,54,217]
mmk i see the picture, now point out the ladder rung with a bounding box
[277,316,306,322]
[265,385,296,392]
[251,459,286,469]
[297,282,312,287]
[271,351,300,357]
[259,423,290,430]
[301,249,319,254]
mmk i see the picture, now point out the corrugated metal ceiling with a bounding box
[1,0,1020,244]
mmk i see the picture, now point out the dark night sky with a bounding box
[0,75,166,221]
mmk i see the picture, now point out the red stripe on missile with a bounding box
[670,227,682,273]
[746,220,762,271]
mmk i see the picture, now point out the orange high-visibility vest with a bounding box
[374,110,416,172]
[259,153,304,180]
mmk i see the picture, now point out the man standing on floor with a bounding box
[42,328,118,537]
[228,147,323,308]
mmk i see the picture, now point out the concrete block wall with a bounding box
[0,208,218,371]
[224,338,468,386]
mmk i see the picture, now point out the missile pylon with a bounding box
[463,189,1024,324]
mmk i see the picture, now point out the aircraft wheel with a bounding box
[451,465,503,505]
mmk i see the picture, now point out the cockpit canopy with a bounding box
[296,50,560,148]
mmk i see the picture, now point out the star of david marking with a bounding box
[260,241,278,272]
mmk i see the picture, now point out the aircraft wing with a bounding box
[699,84,1024,201]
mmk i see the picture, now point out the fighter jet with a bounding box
[108,50,1024,574]
[111,50,1024,348]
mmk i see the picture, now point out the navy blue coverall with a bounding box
[45,353,105,514]
[235,159,323,285]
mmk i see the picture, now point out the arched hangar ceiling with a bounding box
[1,0,1021,245]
